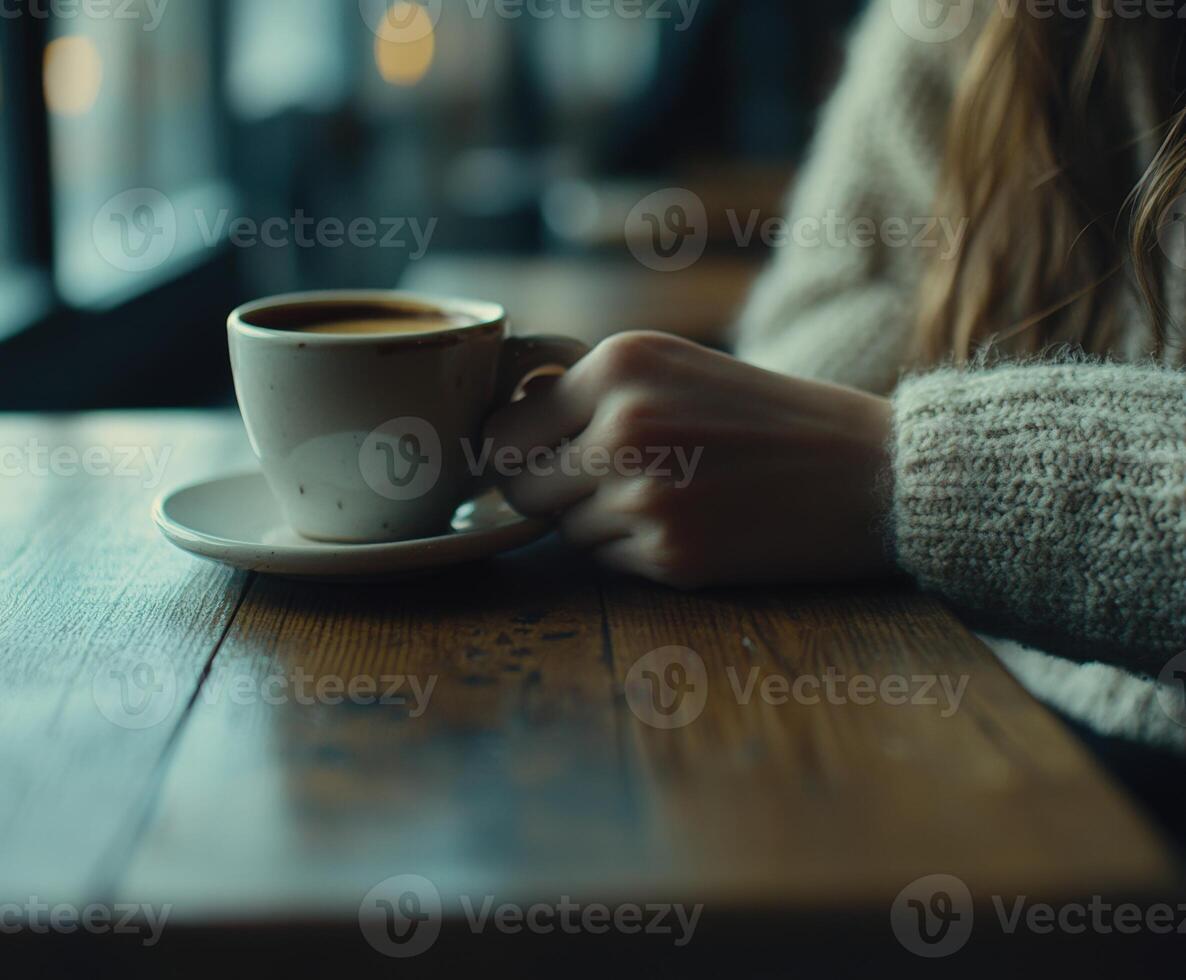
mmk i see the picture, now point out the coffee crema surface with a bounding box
[295,313,479,337]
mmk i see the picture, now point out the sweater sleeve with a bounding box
[734,3,974,394]
[892,362,1186,656]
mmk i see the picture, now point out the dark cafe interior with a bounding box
[4,0,1186,974]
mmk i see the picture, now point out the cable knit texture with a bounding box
[734,3,1186,746]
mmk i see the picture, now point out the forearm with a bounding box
[891,362,1186,656]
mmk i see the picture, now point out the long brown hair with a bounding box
[915,4,1186,364]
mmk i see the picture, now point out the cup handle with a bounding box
[493,335,590,406]
[476,336,590,500]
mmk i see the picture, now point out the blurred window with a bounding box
[227,0,349,120]
[0,34,54,341]
[48,0,225,305]
[528,16,660,112]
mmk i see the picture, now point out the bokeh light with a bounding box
[373,2,435,87]
[43,36,104,117]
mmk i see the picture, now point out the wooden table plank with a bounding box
[109,406,1176,921]
[117,538,651,915]
[602,581,1176,907]
[0,411,1176,940]
[0,413,253,903]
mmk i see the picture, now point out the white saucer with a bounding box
[153,472,550,579]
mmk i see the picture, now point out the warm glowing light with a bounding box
[373,3,435,87]
[44,36,103,117]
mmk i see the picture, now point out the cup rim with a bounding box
[228,290,506,346]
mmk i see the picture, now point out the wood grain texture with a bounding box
[0,413,1175,933]
[119,538,647,915]
[120,475,1175,921]
[0,413,254,904]
[602,581,1176,907]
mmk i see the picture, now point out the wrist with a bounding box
[853,392,897,576]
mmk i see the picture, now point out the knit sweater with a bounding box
[735,2,1186,748]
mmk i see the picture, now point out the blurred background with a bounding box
[0,0,865,409]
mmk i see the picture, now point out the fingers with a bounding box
[485,363,607,518]
[499,446,599,518]
[484,374,592,464]
[561,331,698,405]
[591,535,657,581]
[558,491,633,549]
[487,331,697,528]
[486,332,690,472]
[593,534,704,591]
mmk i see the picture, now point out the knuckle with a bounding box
[597,393,660,448]
[592,331,677,382]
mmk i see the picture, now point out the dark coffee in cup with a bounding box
[228,290,588,543]
[242,301,479,337]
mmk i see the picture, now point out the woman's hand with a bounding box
[484,331,895,588]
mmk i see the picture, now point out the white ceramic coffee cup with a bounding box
[228,290,588,543]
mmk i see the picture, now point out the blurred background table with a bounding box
[0,412,1179,974]
[402,255,760,349]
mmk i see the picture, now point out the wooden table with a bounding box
[0,412,1180,974]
